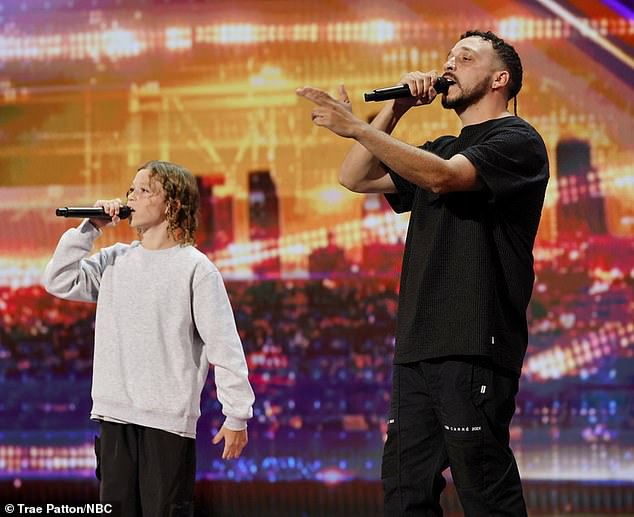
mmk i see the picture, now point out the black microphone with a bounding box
[364,76,452,102]
[55,206,134,219]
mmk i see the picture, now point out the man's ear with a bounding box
[492,70,510,92]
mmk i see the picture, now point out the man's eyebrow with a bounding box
[447,45,478,58]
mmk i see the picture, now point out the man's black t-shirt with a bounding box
[385,116,549,374]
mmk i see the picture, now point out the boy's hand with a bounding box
[212,425,248,460]
[90,198,124,229]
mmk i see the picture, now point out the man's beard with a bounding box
[441,75,491,112]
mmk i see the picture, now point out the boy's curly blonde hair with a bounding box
[136,160,199,246]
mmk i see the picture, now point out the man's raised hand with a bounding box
[296,85,363,138]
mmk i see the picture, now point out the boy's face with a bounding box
[126,168,167,231]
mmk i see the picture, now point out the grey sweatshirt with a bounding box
[42,220,254,437]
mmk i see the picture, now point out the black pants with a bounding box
[95,421,196,517]
[381,357,527,517]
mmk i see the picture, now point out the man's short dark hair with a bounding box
[461,30,523,101]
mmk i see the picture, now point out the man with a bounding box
[297,30,549,516]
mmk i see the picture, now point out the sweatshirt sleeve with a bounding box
[193,270,255,431]
[42,219,107,303]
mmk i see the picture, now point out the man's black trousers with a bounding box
[95,421,196,517]
[382,357,527,516]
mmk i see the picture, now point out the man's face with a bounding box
[440,36,499,111]
[126,168,167,230]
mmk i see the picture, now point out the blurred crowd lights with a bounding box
[498,15,632,41]
[0,444,95,475]
[0,16,632,62]
[516,443,634,481]
[525,321,634,380]
[0,20,395,62]
[0,262,48,289]
[558,174,604,205]
[214,213,407,270]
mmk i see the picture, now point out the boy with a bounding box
[43,160,255,516]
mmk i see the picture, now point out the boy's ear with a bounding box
[166,199,181,214]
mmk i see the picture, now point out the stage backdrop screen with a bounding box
[0,0,633,488]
